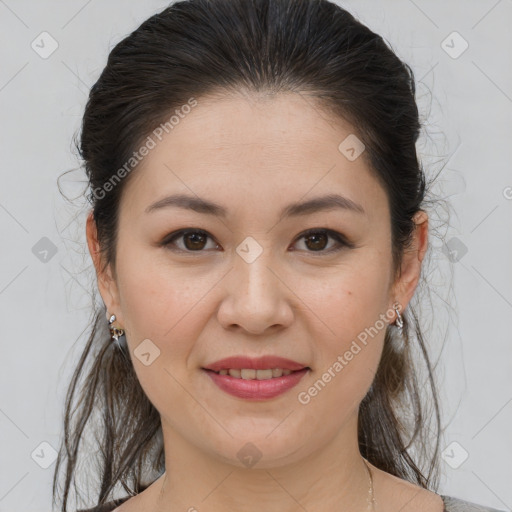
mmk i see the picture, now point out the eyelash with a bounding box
[161,228,355,255]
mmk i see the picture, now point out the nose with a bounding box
[216,248,294,335]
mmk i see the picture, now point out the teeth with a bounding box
[216,368,295,379]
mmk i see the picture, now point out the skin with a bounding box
[86,91,443,512]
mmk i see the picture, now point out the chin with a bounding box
[206,434,313,470]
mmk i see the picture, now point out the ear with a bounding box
[390,210,429,316]
[86,210,123,325]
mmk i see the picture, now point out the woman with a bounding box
[52,0,505,511]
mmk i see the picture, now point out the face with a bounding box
[87,91,427,469]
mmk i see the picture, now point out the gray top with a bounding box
[76,494,507,511]
[441,495,506,511]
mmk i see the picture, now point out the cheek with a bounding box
[293,258,390,398]
[115,245,223,362]
[296,281,387,419]
[294,258,391,345]
[114,250,214,412]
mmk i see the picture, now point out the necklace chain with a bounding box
[363,457,376,510]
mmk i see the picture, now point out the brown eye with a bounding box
[304,232,329,251]
[183,232,207,250]
[163,229,218,252]
[293,228,353,254]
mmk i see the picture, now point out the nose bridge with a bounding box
[234,234,278,304]
[217,234,293,333]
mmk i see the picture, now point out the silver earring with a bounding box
[107,311,125,348]
[393,302,404,332]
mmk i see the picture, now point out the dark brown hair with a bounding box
[53,0,449,509]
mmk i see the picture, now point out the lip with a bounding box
[203,367,310,400]
[203,355,309,372]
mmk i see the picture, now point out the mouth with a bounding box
[201,367,311,400]
[201,355,311,399]
[202,367,310,380]
[202,355,310,373]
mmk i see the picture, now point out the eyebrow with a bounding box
[145,193,366,218]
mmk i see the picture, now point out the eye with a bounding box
[162,229,219,252]
[292,228,354,254]
[161,228,354,254]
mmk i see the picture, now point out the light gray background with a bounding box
[0,1,511,511]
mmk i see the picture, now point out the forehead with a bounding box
[120,92,389,225]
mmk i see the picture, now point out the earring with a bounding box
[107,310,125,348]
[393,302,404,332]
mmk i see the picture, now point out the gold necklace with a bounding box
[157,458,376,510]
[363,457,377,510]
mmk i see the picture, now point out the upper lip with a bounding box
[203,355,309,372]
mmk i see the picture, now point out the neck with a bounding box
[154,411,374,512]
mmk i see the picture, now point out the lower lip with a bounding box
[203,368,309,400]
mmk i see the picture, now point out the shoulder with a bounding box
[441,494,507,512]
[369,463,503,512]
[76,495,131,512]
